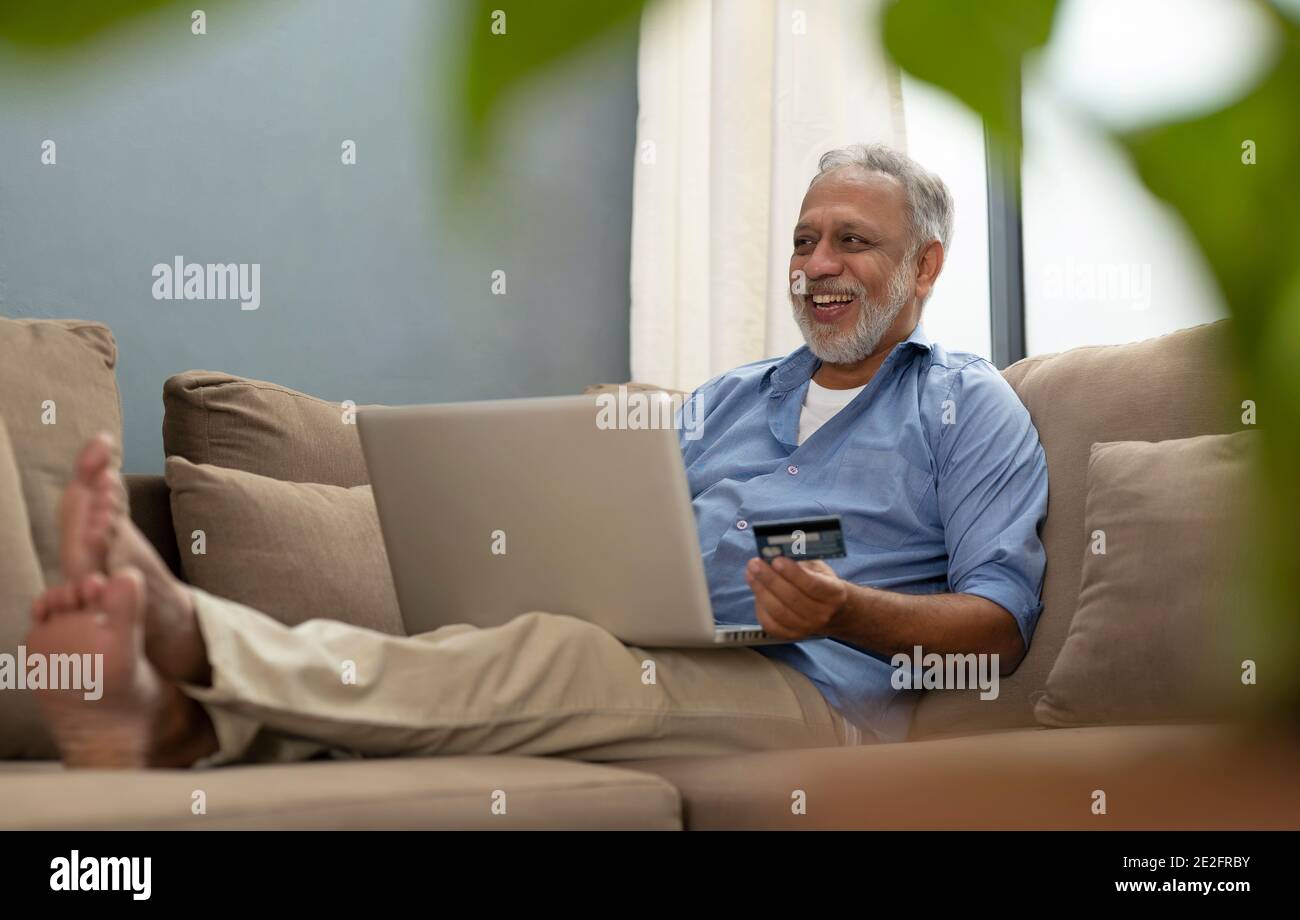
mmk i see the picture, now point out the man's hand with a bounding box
[744,556,849,640]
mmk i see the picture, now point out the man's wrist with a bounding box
[828,580,869,638]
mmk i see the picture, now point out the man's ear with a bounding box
[912,240,944,304]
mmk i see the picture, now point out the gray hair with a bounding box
[809,144,954,257]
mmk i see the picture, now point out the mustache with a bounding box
[799,279,868,298]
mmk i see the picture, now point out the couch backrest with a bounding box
[910,320,1239,739]
[0,318,123,585]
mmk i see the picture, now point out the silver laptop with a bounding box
[358,394,781,647]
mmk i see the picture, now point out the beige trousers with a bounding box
[180,589,863,767]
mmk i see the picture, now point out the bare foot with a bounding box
[59,434,210,685]
[58,432,116,581]
[27,569,216,768]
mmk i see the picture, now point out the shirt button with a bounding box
[787,464,799,475]
[736,520,749,530]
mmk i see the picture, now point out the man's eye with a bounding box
[794,238,814,250]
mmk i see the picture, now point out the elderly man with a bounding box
[27,144,1046,768]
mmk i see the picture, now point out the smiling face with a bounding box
[789,168,925,366]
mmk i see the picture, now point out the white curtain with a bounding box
[630,0,907,391]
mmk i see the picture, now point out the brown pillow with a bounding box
[0,417,58,758]
[165,457,404,635]
[163,371,373,486]
[1035,432,1258,727]
[0,318,123,584]
[913,320,1238,740]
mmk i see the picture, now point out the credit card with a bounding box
[752,515,846,561]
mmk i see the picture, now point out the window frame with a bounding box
[985,123,1028,370]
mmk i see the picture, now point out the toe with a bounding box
[76,573,107,607]
[45,584,76,613]
[91,480,122,514]
[93,466,127,508]
[101,568,146,622]
[90,508,115,536]
[75,432,115,484]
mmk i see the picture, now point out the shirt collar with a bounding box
[765,322,933,395]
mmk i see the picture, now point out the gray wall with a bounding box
[0,0,637,472]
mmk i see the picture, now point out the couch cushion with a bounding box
[1036,433,1257,727]
[163,371,371,486]
[623,724,1300,829]
[166,457,404,634]
[0,417,58,759]
[0,318,123,583]
[0,756,681,830]
[911,321,1244,739]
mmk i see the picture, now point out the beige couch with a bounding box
[2,317,1297,830]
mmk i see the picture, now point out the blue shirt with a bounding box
[680,323,1048,742]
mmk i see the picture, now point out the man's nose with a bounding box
[802,239,843,279]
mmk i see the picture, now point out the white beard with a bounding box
[791,261,914,365]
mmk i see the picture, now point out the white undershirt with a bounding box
[797,379,866,445]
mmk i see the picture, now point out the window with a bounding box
[1018,0,1264,355]
[900,73,993,361]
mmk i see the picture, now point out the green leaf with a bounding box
[456,0,647,163]
[881,0,1058,148]
[0,0,179,46]
[1120,16,1300,707]
[1121,21,1300,349]
[882,0,1300,712]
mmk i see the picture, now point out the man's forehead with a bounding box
[797,168,907,226]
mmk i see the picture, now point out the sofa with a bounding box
[2,316,1297,830]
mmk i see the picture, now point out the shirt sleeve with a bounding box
[676,382,710,461]
[676,372,728,462]
[935,360,1049,646]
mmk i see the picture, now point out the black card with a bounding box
[752,515,846,561]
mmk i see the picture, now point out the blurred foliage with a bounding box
[883,0,1300,714]
[0,0,177,46]
[881,0,1056,148]
[1120,7,1300,712]
[1123,10,1299,356]
[457,0,647,161]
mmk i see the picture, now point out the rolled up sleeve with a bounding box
[935,362,1049,646]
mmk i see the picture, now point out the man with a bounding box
[27,144,1047,768]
